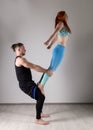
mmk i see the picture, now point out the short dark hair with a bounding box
[11,43,23,52]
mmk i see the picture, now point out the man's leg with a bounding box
[35,87,49,125]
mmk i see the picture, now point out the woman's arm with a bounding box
[47,35,57,49]
[44,22,63,46]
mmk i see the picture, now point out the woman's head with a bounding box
[55,11,71,33]
[55,11,68,28]
[57,11,68,22]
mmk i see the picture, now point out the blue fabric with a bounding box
[58,28,70,37]
[40,73,49,86]
[48,44,65,71]
[40,44,65,86]
[32,86,37,99]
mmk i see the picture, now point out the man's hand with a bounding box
[16,57,53,74]
[46,69,53,76]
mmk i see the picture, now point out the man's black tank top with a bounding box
[15,56,36,95]
[15,56,32,82]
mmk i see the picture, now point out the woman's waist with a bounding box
[57,38,68,46]
[57,40,66,46]
[57,43,66,47]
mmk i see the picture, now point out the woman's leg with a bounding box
[39,45,65,87]
[38,73,50,95]
[39,73,50,86]
[38,48,57,88]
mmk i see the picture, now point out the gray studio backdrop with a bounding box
[0,0,93,103]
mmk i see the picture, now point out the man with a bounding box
[11,43,52,125]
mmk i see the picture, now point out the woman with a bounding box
[38,11,71,95]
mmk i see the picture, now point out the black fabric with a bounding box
[38,73,45,83]
[15,56,35,94]
[19,81,36,97]
[35,87,45,119]
[15,56,32,82]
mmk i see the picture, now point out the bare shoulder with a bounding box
[16,56,23,62]
[56,22,64,29]
[16,57,27,66]
[19,57,28,63]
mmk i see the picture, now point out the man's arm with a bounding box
[17,57,53,76]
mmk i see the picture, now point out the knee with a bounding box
[42,94,45,101]
[41,94,45,102]
[47,68,53,76]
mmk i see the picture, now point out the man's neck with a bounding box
[16,53,23,57]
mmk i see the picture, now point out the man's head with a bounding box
[11,43,26,56]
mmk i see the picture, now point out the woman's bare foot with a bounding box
[35,119,49,125]
[41,113,50,118]
[38,83,45,95]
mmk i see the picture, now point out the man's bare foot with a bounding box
[35,119,49,125]
[38,83,45,95]
[41,113,50,118]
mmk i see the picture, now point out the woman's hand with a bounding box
[47,45,51,49]
[43,41,49,46]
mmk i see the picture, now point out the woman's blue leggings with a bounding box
[39,44,65,86]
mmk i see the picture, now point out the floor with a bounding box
[0,104,93,130]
